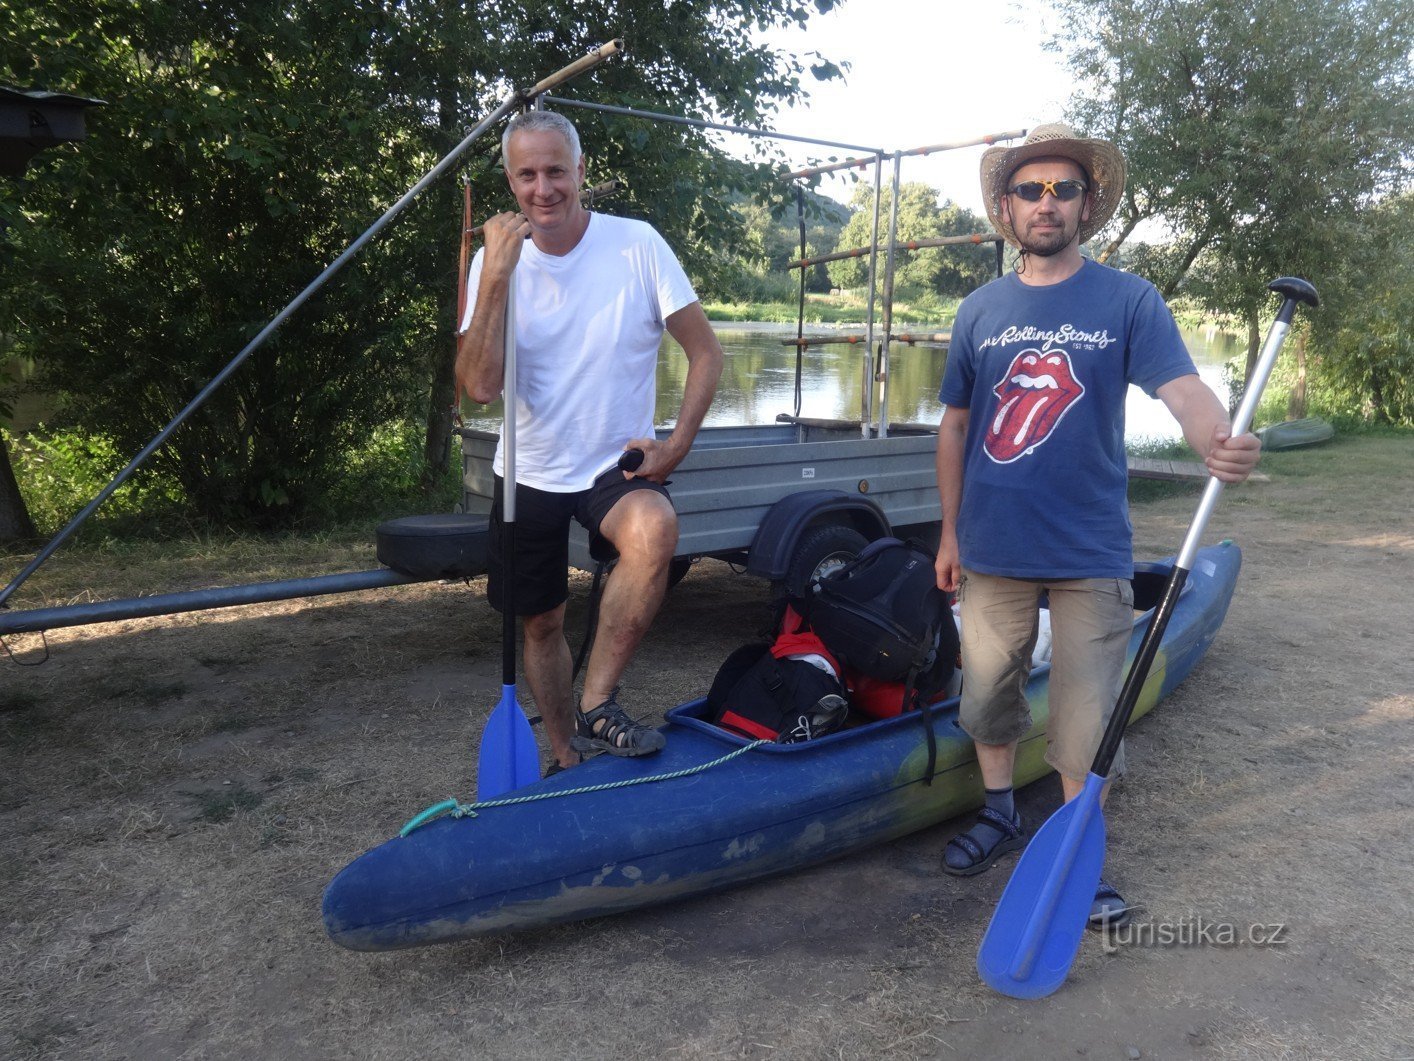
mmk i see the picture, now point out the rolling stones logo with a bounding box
[984,348,1085,463]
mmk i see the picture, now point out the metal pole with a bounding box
[542,96,883,155]
[0,568,425,636]
[876,152,903,439]
[861,157,884,437]
[0,42,623,611]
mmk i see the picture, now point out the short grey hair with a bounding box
[501,110,582,167]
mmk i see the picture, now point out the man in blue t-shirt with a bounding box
[934,124,1262,927]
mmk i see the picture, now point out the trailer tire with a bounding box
[783,524,870,598]
[668,555,693,589]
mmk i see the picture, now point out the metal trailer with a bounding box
[0,45,995,637]
[460,418,942,596]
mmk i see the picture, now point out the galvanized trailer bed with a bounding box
[460,419,942,590]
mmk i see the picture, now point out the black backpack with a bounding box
[706,606,849,744]
[806,537,951,685]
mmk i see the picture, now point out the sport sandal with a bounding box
[1087,877,1133,930]
[571,692,666,758]
[941,806,1025,877]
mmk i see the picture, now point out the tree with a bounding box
[1058,0,1414,294]
[1,0,842,528]
[715,188,849,301]
[1306,194,1414,426]
[1054,0,1414,402]
[827,182,993,298]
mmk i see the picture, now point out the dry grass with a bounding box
[3,433,1414,1058]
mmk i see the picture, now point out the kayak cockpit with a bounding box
[668,558,1190,751]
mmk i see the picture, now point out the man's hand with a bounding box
[1204,427,1262,483]
[1157,374,1264,484]
[622,436,686,484]
[935,526,961,593]
[480,211,533,278]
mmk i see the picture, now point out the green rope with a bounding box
[400,738,772,837]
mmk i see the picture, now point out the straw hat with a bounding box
[980,123,1127,248]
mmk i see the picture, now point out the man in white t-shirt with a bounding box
[456,110,724,773]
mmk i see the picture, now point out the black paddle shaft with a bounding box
[501,514,516,685]
[1090,277,1318,777]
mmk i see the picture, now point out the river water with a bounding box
[465,321,1243,444]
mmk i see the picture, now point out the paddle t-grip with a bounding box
[618,448,645,473]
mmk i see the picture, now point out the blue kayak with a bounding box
[323,541,1241,951]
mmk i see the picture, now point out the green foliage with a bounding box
[1059,0,1414,308]
[1305,195,1414,426]
[320,418,462,524]
[3,2,440,527]
[723,189,850,298]
[1055,0,1414,422]
[8,416,462,538]
[6,425,185,537]
[1,0,844,530]
[827,183,994,299]
[702,291,962,326]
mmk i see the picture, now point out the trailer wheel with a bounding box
[667,555,693,589]
[783,524,870,598]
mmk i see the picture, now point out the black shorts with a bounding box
[487,467,673,616]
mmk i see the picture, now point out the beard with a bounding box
[1016,214,1080,257]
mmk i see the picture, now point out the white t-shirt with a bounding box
[460,212,699,492]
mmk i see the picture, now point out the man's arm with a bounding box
[1155,373,1262,483]
[624,301,724,483]
[934,404,969,592]
[455,212,532,404]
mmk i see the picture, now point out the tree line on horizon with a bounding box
[1,0,1411,542]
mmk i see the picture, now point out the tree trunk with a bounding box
[1285,330,1308,420]
[1097,212,1143,264]
[1159,227,1216,300]
[422,71,464,498]
[1240,308,1261,417]
[422,337,457,494]
[0,430,38,542]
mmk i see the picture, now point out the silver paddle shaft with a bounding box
[1175,316,1292,571]
[503,272,517,523]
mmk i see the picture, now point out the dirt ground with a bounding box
[3,434,1413,1060]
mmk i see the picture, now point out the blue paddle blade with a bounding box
[977,773,1108,999]
[476,684,540,800]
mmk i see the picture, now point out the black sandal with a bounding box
[1087,877,1133,930]
[543,754,581,778]
[941,806,1025,877]
[571,692,666,758]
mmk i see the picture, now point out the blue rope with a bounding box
[400,738,772,837]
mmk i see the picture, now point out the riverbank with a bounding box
[3,433,1413,1058]
[703,290,961,326]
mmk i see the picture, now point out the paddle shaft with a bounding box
[1090,284,1312,779]
[502,274,518,686]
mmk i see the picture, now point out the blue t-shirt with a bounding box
[938,259,1196,579]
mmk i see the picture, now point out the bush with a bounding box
[317,419,461,525]
[8,426,185,538]
[8,417,462,540]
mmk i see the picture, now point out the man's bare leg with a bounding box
[976,740,1018,790]
[519,604,576,769]
[1061,773,1110,804]
[579,489,678,714]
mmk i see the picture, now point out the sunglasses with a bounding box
[1007,178,1088,202]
